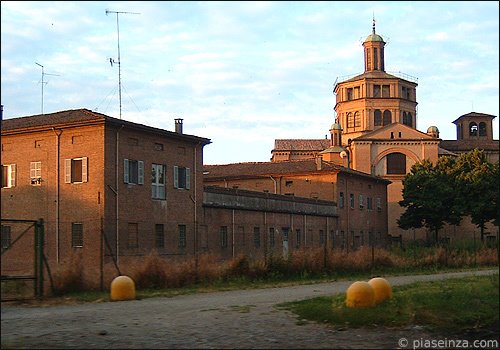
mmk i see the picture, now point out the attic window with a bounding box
[285,180,293,187]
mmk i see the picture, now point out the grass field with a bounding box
[277,274,499,335]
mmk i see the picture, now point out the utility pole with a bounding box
[106,9,140,119]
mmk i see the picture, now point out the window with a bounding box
[295,229,301,248]
[383,110,392,125]
[155,224,164,248]
[174,166,191,189]
[347,112,354,128]
[152,164,166,199]
[469,122,478,136]
[339,192,345,208]
[127,223,139,249]
[71,223,83,248]
[253,227,261,248]
[373,48,378,70]
[373,84,381,97]
[30,161,42,185]
[367,197,373,210]
[387,152,406,174]
[479,122,487,136]
[282,228,289,241]
[319,230,326,245]
[376,198,382,211]
[65,157,88,183]
[382,85,390,98]
[403,112,413,127]
[347,88,353,101]
[124,159,144,185]
[354,112,361,128]
[269,228,275,247]
[402,86,411,100]
[349,193,355,209]
[374,110,382,126]
[1,225,11,249]
[1,164,16,188]
[220,226,228,248]
[154,143,164,151]
[359,194,364,209]
[285,180,293,187]
[179,225,187,248]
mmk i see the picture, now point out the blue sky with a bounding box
[1,1,498,165]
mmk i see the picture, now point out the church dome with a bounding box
[427,126,439,133]
[330,123,342,130]
[364,33,384,43]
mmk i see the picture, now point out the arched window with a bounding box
[347,113,354,128]
[403,112,413,127]
[479,122,487,136]
[469,122,478,136]
[383,110,392,126]
[374,110,382,126]
[387,152,406,174]
[354,112,361,128]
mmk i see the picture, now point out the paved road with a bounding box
[1,269,498,349]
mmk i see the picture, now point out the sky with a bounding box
[1,1,499,165]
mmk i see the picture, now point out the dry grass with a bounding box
[49,244,498,294]
[51,251,85,295]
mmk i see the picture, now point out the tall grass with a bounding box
[49,243,498,294]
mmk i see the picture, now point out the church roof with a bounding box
[204,159,390,184]
[452,112,497,124]
[273,139,330,151]
[439,139,499,152]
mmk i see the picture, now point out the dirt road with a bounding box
[1,269,498,349]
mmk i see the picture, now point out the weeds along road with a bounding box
[1,269,498,349]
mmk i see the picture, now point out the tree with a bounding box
[398,157,461,242]
[452,149,499,241]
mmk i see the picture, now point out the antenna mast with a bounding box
[106,9,140,119]
[35,62,60,115]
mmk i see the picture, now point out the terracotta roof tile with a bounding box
[273,139,330,151]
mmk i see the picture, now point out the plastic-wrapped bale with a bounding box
[110,275,136,301]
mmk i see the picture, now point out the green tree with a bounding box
[453,149,499,241]
[398,157,461,242]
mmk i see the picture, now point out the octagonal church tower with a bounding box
[333,20,418,142]
[333,21,441,240]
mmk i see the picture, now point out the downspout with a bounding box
[51,128,62,263]
[116,125,124,265]
[194,143,200,262]
[269,175,277,194]
[232,209,235,258]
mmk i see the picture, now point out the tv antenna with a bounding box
[35,62,60,115]
[106,9,140,119]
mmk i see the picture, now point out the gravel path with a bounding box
[1,269,498,349]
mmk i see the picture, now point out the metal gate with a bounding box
[1,219,44,301]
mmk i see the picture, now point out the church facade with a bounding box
[270,22,499,242]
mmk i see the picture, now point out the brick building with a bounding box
[203,158,390,251]
[1,109,344,289]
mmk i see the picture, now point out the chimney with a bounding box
[175,118,183,134]
[315,156,322,170]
